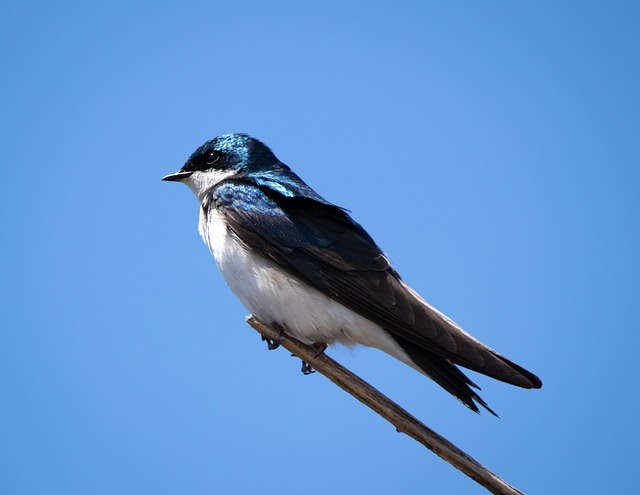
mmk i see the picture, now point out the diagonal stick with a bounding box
[246,315,527,495]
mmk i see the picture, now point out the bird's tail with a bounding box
[393,335,498,415]
[392,285,542,415]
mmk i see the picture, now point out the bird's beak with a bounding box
[162,170,193,182]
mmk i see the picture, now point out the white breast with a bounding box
[198,207,416,369]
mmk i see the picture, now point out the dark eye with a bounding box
[206,150,221,165]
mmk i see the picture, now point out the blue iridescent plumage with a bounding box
[163,133,542,415]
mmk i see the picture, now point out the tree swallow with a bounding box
[163,133,542,415]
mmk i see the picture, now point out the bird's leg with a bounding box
[261,322,285,350]
[310,342,328,358]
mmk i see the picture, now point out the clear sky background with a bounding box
[2,2,639,494]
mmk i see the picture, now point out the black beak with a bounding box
[162,170,193,182]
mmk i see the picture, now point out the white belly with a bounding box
[199,208,415,367]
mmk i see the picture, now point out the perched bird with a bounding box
[163,133,542,415]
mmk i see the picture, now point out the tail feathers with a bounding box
[398,282,542,391]
[394,335,498,416]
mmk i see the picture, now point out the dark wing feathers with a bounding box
[212,180,541,413]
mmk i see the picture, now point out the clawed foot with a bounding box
[301,361,315,375]
[300,342,326,375]
[261,322,285,350]
[261,336,281,350]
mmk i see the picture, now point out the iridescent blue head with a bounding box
[163,133,281,180]
[163,133,330,205]
[162,133,284,200]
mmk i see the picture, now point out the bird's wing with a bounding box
[209,180,541,412]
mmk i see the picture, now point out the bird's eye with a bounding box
[206,151,220,165]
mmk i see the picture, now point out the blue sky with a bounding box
[2,2,639,494]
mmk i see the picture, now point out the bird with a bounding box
[162,133,542,415]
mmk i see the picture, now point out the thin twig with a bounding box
[246,315,527,495]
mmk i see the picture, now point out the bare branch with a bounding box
[246,315,527,495]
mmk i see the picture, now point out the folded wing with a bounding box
[210,179,542,413]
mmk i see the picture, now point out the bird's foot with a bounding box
[297,343,326,374]
[301,361,316,375]
[261,322,285,350]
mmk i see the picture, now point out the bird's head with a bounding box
[162,133,281,201]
